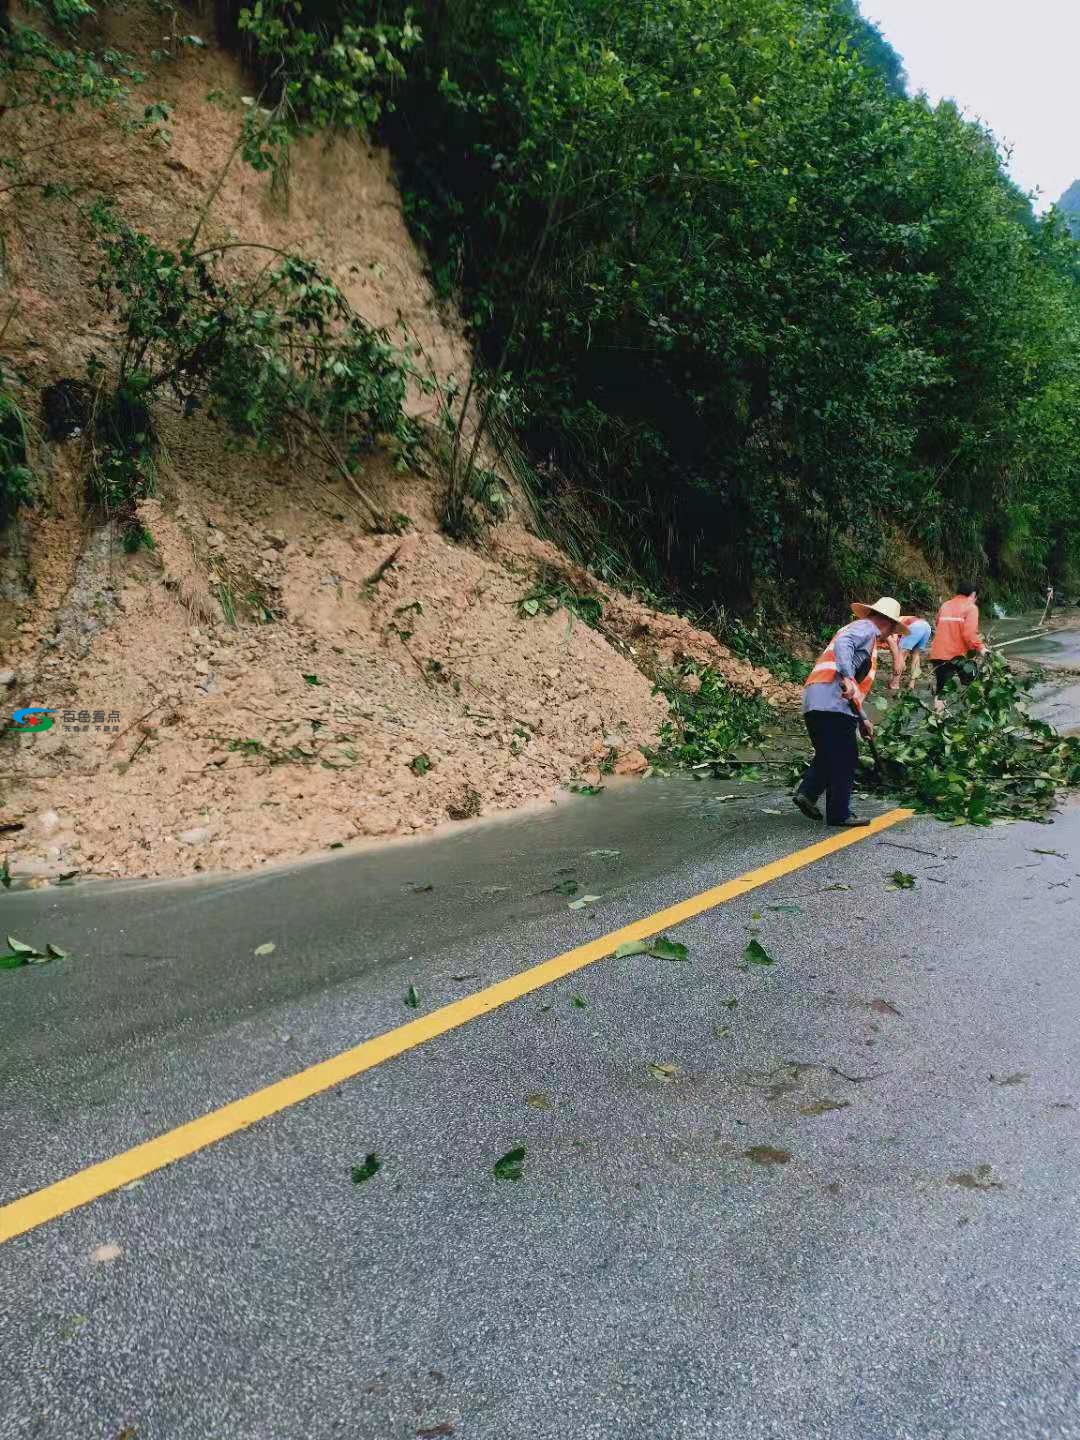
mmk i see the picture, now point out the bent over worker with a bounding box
[886,614,932,693]
[929,583,986,695]
[794,597,909,829]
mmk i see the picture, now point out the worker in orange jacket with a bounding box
[929,583,986,696]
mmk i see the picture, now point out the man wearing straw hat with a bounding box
[793,597,909,828]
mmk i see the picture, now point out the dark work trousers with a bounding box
[933,658,974,695]
[798,711,859,824]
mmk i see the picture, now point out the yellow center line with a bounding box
[0,807,911,1246]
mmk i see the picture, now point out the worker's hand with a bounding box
[860,717,875,741]
[839,677,858,703]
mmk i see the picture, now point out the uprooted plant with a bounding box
[85,200,425,526]
[654,663,772,772]
[859,655,1080,825]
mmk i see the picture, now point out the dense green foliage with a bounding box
[862,656,1080,823]
[87,203,422,524]
[220,0,420,179]
[655,663,772,769]
[371,0,1080,618]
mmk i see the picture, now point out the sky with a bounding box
[863,0,1080,209]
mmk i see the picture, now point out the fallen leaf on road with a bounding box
[568,894,602,910]
[59,1315,88,1341]
[743,939,775,967]
[451,972,479,982]
[947,1165,1003,1192]
[722,997,738,1009]
[405,986,420,1008]
[1032,848,1067,857]
[416,1424,455,1437]
[648,1062,679,1083]
[570,994,588,1008]
[6,935,40,956]
[886,871,916,891]
[993,1072,1030,1087]
[351,1154,381,1185]
[45,943,68,959]
[586,849,620,858]
[650,937,689,962]
[525,1093,551,1109]
[713,1025,731,1038]
[91,1243,122,1264]
[253,942,276,957]
[552,878,578,896]
[869,998,902,1017]
[614,940,651,958]
[799,1099,851,1116]
[767,903,802,914]
[493,1146,526,1180]
[744,1146,791,1166]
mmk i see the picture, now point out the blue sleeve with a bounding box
[834,628,857,679]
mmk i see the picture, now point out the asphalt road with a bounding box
[4,765,1080,1439]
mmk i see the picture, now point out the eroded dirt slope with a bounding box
[0,13,794,880]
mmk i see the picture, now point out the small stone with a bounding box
[0,669,15,688]
[266,531,287,550]
[177,826,210,845]
[206,532,223,549]
[193,659,210,676]
[37,809,62,837]
[260,549,278,566]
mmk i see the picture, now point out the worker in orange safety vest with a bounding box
[794,597,909,828]
[929,583,986,696]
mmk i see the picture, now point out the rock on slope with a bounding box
[0,14,793,881]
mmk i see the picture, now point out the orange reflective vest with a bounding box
[805,621,878,703]
[929,596,985,662]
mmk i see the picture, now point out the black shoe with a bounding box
[829,815,871,828]
[793,791,823,821]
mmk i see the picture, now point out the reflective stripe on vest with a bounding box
[806,621,877,700]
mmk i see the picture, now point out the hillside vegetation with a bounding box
[375,0,1080,616]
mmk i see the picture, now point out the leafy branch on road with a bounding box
[654,664,771,772]
[859,656,1080,824]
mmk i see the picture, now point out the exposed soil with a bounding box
[0,13,796,882]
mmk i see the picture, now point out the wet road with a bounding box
[3,640,1080,1438]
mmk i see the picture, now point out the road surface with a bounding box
[2,644,1080,1439]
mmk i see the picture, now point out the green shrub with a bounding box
[87,202,424,523]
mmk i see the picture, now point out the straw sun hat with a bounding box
[850,596,910,635]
